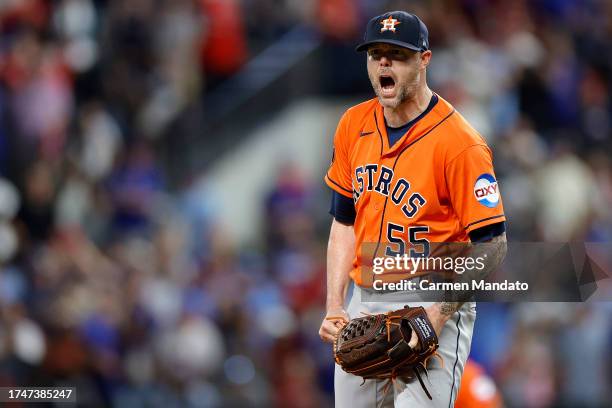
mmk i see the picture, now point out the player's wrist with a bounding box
[426,304,453,336]
[326,295,346,311]
[326,304,347,315]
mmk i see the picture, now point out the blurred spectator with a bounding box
[16,160,56,243]
[199,0,247,90]
[106,141,163,234]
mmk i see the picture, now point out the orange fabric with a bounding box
[325,95,505,286]
[455,360,503,408]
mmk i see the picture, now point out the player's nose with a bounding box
[379,55,392,66]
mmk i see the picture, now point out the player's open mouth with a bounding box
[379,75,396,96]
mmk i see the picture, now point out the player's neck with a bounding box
[383,86,433,128]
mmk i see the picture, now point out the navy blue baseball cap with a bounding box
[355,11,429,52]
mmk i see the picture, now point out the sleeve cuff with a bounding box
[463,214,506,233]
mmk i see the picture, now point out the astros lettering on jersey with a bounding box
[325,95,505,287]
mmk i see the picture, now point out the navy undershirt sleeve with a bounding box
[329,191,356,224]
[468,221,506,242]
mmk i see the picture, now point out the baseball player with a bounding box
[318,11,507,408]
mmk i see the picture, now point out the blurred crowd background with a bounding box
[0,0,611,407]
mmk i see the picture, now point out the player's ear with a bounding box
[420,50,432,69]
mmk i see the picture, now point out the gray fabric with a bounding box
[334,284,476,408]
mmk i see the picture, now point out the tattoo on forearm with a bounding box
[435,233,507,310]
[439,302,462,316]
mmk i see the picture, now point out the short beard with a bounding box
[368,70,419,109]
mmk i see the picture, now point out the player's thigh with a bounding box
[334,285,392,408]
[334,365,395,408]
[393,305,476,408]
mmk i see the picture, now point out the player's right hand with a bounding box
[319,309,350,343]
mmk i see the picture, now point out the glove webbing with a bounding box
[376,352,443,407]
[375,311,443,406]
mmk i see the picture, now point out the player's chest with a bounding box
[349,141,445,214]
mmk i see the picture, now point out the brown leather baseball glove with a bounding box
[331,306,441,400]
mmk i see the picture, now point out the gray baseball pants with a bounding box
[334,283,476,408]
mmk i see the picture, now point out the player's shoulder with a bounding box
[345,97,379,115]
[435,96,490,152]
[335,97,379,142]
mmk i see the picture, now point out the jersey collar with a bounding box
[374,93,454,157]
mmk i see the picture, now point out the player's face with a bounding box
[366,44,423,109]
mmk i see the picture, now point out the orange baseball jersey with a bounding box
[325,94,505,286]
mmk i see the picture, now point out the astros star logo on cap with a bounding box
[380,16,400,33]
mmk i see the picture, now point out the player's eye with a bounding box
[368,49,409,61]
[390,50,409,60]
[368,50,383,60]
